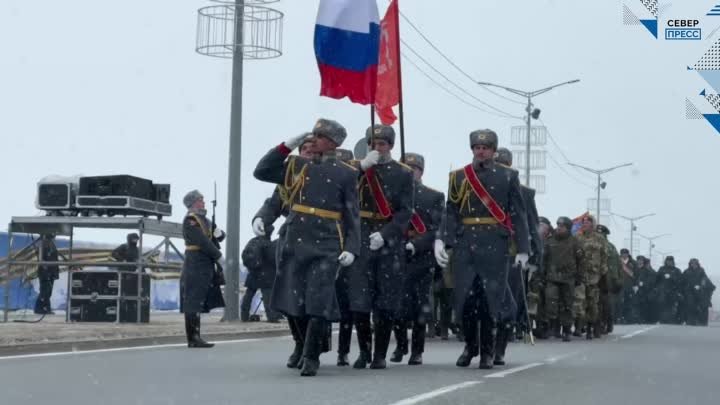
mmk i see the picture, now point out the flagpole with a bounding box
[394,0,406,163]
[371,105,376,128]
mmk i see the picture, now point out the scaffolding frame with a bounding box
[3,216,185,323]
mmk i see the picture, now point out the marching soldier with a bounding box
[617,248,638,324]
[682,258,715,326]
[253,119,360,377]
[543,217,582,342]
[241,225,279,322]
[634,255,657,324]
[597,225,622,334]
[435,129,530,369]
[390,153,444,366]
[251,135,317,368]
[655,256,683,324]
[494,148,541,363]
[180,190,226,349]
[575,216,608,339]
[529,217,552,339]
[341,125,414,370]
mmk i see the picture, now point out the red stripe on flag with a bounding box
[375,0,400,125]
[318,64,378,105]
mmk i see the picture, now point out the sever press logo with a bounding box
[623,1,703,40]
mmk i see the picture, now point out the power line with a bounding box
[398,11,525,106]
[401,39,522,119]
[539,118,596,179]
[545,150,595,189]
[401,52,512,117]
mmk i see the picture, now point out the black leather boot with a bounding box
[479,320,496,369]
[494,325,508,366]
[287,317,305,368]
[391,321,408,363]
[337,319,352,366]
[353,313,372,369]
[186,314,214,348]
[370,315,392,369]
[409,322,425,366]
[300,318,326,377]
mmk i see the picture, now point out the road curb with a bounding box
[0,328,291,357]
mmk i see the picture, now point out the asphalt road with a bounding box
[0,323,718,405]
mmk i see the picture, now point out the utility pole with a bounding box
[477,79,580,186]
[196,1,283,321]
[639,233,671,266]
[611,212,655,256]
[567,162,633,223]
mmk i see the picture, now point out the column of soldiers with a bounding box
[616,255,715,326]
[174,118,715,376]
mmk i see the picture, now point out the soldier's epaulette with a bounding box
[424,185,443,195]
[397,161,413,172]
[339,161,358,171]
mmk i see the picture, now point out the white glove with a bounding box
[338,251,355,267]
[360,150,381,170]
[369,232,385,251]
[252,217,265,236]
[639,281,644,287]
[632,286,639,293]
[285,133,311,150]
[434,240,449,268]
[405,242,415,256]
[213,228,225,239]
[664,273,670,279]
[515,253,529,269]
[695,285,700,291]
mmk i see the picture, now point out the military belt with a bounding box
[291,204,341,220]
[461,217,498,225]
[185,245,201,251]
[360,210,390,221]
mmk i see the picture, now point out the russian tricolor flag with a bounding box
[314,0,381,105]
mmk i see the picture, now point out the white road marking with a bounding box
[619,325,660,340]
[485,362,544,378]
[545,351,579,364]
[387,381,483,405]
[0,337,268,361]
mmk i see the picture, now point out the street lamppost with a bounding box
[476,79,580,187]
[639,233,671,265]
[567,162,633,224]
[611,212,655,256]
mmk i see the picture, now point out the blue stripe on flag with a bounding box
[314,23,380,72]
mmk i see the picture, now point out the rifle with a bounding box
[211,182,226,286]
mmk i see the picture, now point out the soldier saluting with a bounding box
[253,119,360,377]
[340,125,414,370]
[434,129,530,370]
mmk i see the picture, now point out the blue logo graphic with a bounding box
[665,28,701,40]
[707,4,720,16]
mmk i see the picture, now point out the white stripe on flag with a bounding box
[316,0,379,34]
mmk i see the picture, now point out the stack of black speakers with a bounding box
[69,271,151,323]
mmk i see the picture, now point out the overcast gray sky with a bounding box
[1,0,718,275]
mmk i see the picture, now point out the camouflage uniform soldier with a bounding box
[575,216,608,339]
[597,225,623,335]
[390,153,444,366]
[543,217,582,342]
[253,119,361,377]
[435,129,530,370]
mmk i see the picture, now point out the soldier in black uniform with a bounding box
[180,190,226,348]
[494,147,541,364]
[241,225,279,322]
[253,119,360,377]
[111,233,140,271]
[34,234,59,315]
[340,125,414,370]
[389,153,444,366]
[435,129,530,369]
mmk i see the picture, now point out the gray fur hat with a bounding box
[312,119,347,146]
[496,147,513,166]
[404,153,425,171]
[183,190,204,209]
[469,129,498,150]
[365,124,396,145]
